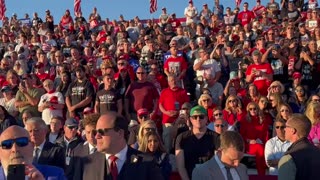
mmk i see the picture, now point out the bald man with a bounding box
[0,125,65,179]
[74,112,164,180]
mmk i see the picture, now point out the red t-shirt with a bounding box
[159,87,189,124]
[245,63,273,96]
[125,81,159,112]
[222,109,246,126]
[238,10,255,26]
[164,56,187,78]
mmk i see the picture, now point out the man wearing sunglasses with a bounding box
[25,117,65,170]
[0,125,65,179]
[265,119,291,175]
[56,118,84,161]
[175,105,219,180]
[73,111,163,180]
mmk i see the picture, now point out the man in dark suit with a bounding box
[66,113,99,179]
[74,111,164,180]
[192,131,249,180]
[0,125,65,179]
[25,117,65,170]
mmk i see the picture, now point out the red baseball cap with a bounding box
[137,108,148,116]
[292,72,302,79]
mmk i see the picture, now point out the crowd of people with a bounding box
[0,0,320,179]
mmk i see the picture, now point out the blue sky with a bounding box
[7,0,281,21]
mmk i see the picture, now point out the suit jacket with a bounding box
[192,156,248,180]
[0,164,66,180]
[65,142,90,179]
[73,146,164,180]
[37,141,66,170]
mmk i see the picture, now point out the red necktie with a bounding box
[109,155,118,180]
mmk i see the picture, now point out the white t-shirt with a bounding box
[38,91,65,125]
[193,58,221,78]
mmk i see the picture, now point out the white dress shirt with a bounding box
[33,141,46,161]
[264,136,292,175]
[105,145,128,173]
[215,155,241,180]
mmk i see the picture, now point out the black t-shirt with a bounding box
[66,79,95,113]
[175,129,220,178]
[95,88,121,114]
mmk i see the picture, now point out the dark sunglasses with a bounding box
[280,109,289,112]
[276,126,286,130]
[144,128,156,132]
[1,137,29,149]
[215,124,225,128]
[191,115,205,120]
[67,126,78,130]
[96,128,115,136]
[249,108,257,111]
[214,113,222,117]
[136,72,145,74]
[139,115,148,119]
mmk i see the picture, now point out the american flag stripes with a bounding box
[74,0,82,15]
[236,0,242,8]
[0,0,6,20]
[150,0,157,14]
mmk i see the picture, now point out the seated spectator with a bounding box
[265,119,291,175]
[288,85,308,113]
[128,108,150,148]
[276,103,293,122]
[21,110,33,126]
[213,118,228,135]
[139,130,172,180]
[137,120,157,149]
[223,95,246,130]
[198,93,216,122]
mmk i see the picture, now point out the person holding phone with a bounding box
[0,125,65,179]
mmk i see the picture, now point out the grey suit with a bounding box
[192,156,248,180]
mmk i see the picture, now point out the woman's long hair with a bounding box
[137,120,157,147]
[246,102,264,124]
[138,130,166,153]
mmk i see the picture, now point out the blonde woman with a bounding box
[198,93,216,122]
[240,102,271,175]
[306,102,320,147]
[137,120,157,148]
[222,94,245,130]
[268,93,284,119]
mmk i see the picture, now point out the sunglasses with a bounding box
[136,72,145,74]
[228,99,237,103]
[1,137,29,149]
[67,126,78,130]
[249,108,257,111]
[215,124,225,128]
[96,128,115,136]
[191,115,205,120]
[139,115,148,119]
[144,128,156,132]
[276,126,286,130]
[281,109,289,112]
[214,113,222,117]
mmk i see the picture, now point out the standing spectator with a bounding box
[159,75,189,152]
[246,50,273,96]
[47,116,64,144]
[184,0,198,26]
[65,65,94,119]
[265,119,291,175]
[25,117,65,169]
[159,7,170,28]
[192,131,248,180]
[278,114,320,180]
[213,0,224,20]
[125,67,159,121]
[266,0,280,18]
[238,2,255,26]
[175,105,219,180]
[15,74,43,117]
[200,4,212,22]
[0,86,18,118]
[45,10,54,32]
[38,79,65,125]
[95,74,122,115]
[252,0,266,17]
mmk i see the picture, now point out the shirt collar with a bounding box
[105,145,128,162]
[35,140,46,151]
[215,154,226,169]
[276,136,290,143]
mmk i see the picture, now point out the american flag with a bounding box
[150,0,157,14]
[74,0,82,15]
[236,0,242,8]
[0,0,6,20]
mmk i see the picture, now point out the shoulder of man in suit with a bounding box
[130,153,155,164]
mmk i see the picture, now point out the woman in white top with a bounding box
[0,86,18,118]
[38,79,65,125]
